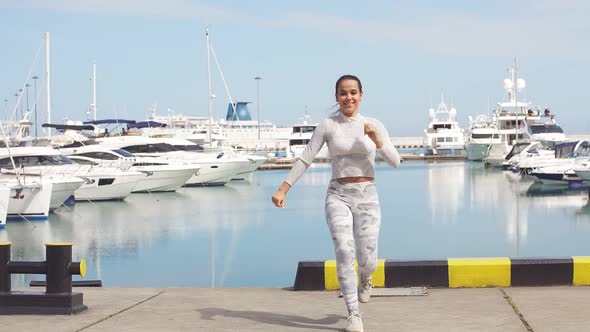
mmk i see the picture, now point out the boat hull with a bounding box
[132,167,197,192]
[465,143,491,161]
[75,173,145,201]
[3,182,53,222]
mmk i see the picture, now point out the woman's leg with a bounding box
[325,183,358,314]
[352,182,381,279]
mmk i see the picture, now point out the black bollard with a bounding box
[0,242,10,292]
[0,242,88,315]
[46,243,83,293]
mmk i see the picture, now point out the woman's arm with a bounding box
[371,120,401,167]
[283,119,328,186]
[272,119,328,208]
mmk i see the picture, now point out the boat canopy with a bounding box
[83,119,136,125]
[42,123,95,131]
[128,121,167,129]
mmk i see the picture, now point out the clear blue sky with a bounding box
[1,0,589,136]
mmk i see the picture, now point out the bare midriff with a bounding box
[334,176,374,183]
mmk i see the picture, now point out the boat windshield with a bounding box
[172,145,203,151]
[0,154,75,168]
[122,143,178,153]
[113,149,134,157]
[529,125,564,134]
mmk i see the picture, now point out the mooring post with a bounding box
[0,242,87,315]
[0,242,10,292]
[46,243,76,294]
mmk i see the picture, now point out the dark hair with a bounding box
[335,74,363,96]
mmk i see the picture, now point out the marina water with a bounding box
[2,161,590,287]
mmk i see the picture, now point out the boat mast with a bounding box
[206,28,212,148]
[513,57,518,145]
[91,63,97,121]
[45,32,51,136]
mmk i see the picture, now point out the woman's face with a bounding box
[336,79,363,117]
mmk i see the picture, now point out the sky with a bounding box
[1,0,590,136]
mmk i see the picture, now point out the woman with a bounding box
[272,74,401,332]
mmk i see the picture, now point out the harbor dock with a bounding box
[3,286,589,331]
[258,154,465,170]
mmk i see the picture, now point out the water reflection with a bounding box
[0,179,266,287]
[576,198,590,223]
[428,163,590,251]
[425,162,465,224]
[2,164,590,287]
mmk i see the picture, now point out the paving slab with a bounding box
[0,287,531,331]
[0,288,163,332]
[0,287,522,332]
[504,286,590,332]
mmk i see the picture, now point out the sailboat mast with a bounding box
[206,28,212,148]
[92,63,97,121]
[45,32,51,136]
[513,57,518,145]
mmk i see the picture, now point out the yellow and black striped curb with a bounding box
[293,257,590,290]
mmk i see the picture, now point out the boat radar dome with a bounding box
[503,78,513,90]
[516,78,526,90]
[429,108,435,118]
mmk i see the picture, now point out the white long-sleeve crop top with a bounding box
[284,112,401,186]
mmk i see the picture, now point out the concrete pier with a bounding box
[258,154,464,170]
[2,286,590,331]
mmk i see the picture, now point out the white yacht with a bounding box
[128,120,266,180]
[482,64,535,167]
[503,141,555,172]
[464,114,501,161]
[423,97,465,156]
[527,141,590,185]
[527,109,567,149]
[0,146,138,203]
[285,112,330,160]
[60,144,199,192]
[157,137,264,181]
[95,136,247,186]
[511,140,580,175]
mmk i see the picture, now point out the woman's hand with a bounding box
[364,122,383,149]
[271,182,291,208]
[272,190,286,208]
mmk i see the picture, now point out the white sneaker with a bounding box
[345,313,364,332]
[358,276,372,303]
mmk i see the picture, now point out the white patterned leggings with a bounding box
[325,180,381,314]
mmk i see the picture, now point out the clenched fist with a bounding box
[364,122,383,149]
